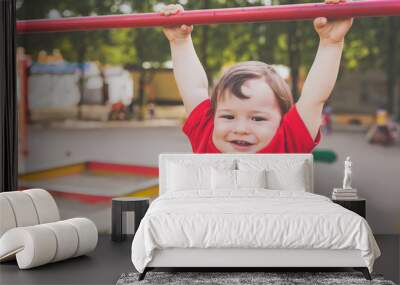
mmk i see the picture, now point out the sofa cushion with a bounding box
[0,192,39,227]
[0,196,17,237]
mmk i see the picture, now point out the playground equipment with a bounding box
[19,161,159,233]
[17,1,400,34]
[313,149,337,163]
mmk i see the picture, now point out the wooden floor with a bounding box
[0,235,398,285]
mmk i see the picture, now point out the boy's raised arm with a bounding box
[296,0,353,139]
[162,4,209,114]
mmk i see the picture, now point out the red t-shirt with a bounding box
[182,99,320,153]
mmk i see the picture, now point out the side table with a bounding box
[332,197,366,218]
[112,197,150,242]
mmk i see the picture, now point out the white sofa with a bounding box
[0,189,98,269]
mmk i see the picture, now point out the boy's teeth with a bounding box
[233,140,251,146]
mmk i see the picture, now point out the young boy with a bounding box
[162,0,353,153]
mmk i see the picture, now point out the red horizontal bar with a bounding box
[17,0,400,34]
[87,161,158,177]
[17,186,112,204]
[47,190,113,204]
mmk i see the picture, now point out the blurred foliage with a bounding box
[16,0,399,74]
[16,0,399,112]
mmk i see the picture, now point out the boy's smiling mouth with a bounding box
[229,139,255,151]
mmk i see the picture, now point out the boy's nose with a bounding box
[233,120,250,134]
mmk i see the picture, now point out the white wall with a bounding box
[24,126,191,170]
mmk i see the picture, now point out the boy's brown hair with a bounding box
[211,61,293,115]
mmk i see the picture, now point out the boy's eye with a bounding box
[251,116,267,122]
[220,114,234,120]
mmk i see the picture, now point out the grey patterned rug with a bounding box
[116,271,396,285]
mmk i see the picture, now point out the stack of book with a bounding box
[332,188,358,200]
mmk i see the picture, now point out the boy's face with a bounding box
[212,78,282,153]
